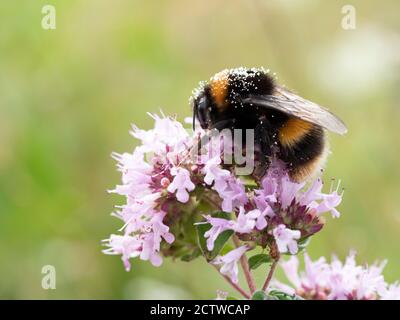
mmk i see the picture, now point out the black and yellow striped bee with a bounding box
[191,67,347,182]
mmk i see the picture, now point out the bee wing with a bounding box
[243,86,348,135]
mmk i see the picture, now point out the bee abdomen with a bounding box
[278,120,326,182]
[278,118,315,147]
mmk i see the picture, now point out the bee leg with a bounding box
[252,121,271,180]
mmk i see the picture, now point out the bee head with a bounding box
[193,91,212,130]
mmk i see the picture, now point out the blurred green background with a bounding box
[0,0,399,299]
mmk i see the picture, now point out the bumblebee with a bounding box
[191,67,347,182]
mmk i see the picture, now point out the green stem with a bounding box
[262,257,280,292]
[212,264,250,299]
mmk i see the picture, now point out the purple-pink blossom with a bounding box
[167,167,195,203]
[380,283,400,300]
[104,115,194,270]
[212,245,248,284]
[202,156,248,213]
[272,252,400,300]
[103,235,141,271]
[200,215,235,251]
[272,224,301,254]
[218,177,248,212]
[203,155,230,188]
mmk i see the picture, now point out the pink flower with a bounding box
[103,235,141,271]
[256,160,343,220]
[203,156,230,188]
[119,193,161,233]
[274,252,397,300]
[139,233,163,267]
[150,211,175,246]
[130,113,189,153]
[253,209,268,230]
[279,256,301,288]
[260,174,278,202]
[112,149,152,178]
[273,253,330,299]
[202,155,248,212]
[110,170,152,197]
[105,115,196,270]
[167,167,195,203]
[315,191,342,218]
[218,177,248,212]
[233,207,267,233]
[298,178,323,207]
[328,252,386,300]
[303,253,330,289]
[109,150,153,198]
[380,283,400,300]
[234,209,255,233]
[200,215,235,251]
[272,224,301,254]
[212,246,248,284]
[279,177,306,209]
[250,160,343,244]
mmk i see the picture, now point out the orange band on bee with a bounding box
[278,118,313,147]
[209,70,229,110]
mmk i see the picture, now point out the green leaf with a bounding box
[210,229,234,259]
[196,222,209,256]
[213,212,232,219]
[219,242,235,256]
[298,236,312,251]
[226,296,239,300]
[244,184,259,191]
[251,290,268,300]
[248,253,272,270]
[196,212,234,261]
[268,290,304,300]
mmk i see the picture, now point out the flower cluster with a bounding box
[203,161,343,259]
[103,114,248,271]
[103,114,342,280]
[272,252,400,300]
[103,114,192,270]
